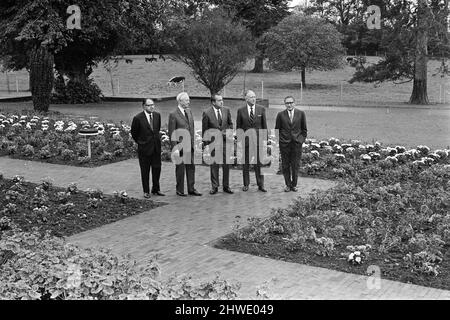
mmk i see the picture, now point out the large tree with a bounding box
[263,14,346,88]
[215,0,290,73]
[171,8,254,94]
[304,0,384,55]
[0,0,165,107]
[350,0,449,105]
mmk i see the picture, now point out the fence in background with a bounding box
[0,70,30,94]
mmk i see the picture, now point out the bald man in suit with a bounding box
[236,90,268,192]
[131,98,164,198]
[168,92,202,196]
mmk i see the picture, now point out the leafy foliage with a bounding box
[263,14,345,83]
[0,222,240,300]
[171,8,255,94]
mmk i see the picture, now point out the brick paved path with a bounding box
[1,156,449,299]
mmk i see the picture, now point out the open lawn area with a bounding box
[1,56,449,107]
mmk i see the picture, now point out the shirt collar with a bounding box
[178,105,186,114]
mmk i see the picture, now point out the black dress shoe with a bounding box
[223,187,234,194]
[176,191,187,197]
[152,191,165,196]
[258,186,267,192]
[291,187,298,192]
[188,190,202,196]
[242,186,249,192]
[210,188,218,195]
[143,193,151,199]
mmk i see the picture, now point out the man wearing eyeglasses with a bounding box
[131,98,165,199]
[275,96,307,192]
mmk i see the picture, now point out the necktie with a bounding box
[184,109,189,123]
[217,109,222,127]
[249,106,254,125]
[289,110,293,123]
[147,112,153,129]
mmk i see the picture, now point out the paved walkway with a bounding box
[1,156,450,299]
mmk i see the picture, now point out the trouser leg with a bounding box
[210,164,219,189]
[222,164,230,188]
[291,146,302,188]
[186,164,195,193]
[175,164,185,193]
[280,147,292,187]
[138,155,151,194]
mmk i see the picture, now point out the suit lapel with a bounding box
[141,112,152,131]
[177,108,189,126]
[243,106,250,126]
[294,109,300,126]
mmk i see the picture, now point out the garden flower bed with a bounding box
[214,160,450,290]
[0,111,172,167]
[0,218,240,300]
[0,175,242,300]
[0,174,164,237]
[2,111,449,175]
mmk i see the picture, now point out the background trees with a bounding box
[350,0,449,104]
[216,0,290,73]
[171,8,254,95]
[263,14,346,88]
[0,0,166,109]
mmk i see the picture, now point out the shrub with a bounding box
[61,149,75,161]
[52,78,103,104]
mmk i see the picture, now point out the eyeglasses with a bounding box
[285,101,294,104]
[144,104,154,107]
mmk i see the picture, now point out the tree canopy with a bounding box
[213,0,290,72]
[263,13,346,87]
[171,8,254,95]
[349,0,449,104]
[0,0,166,106]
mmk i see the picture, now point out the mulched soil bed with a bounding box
[1,178,165,238]
[3,153,138,168]
[214,235,450,291]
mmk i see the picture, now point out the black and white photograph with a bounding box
[0,0,450,310]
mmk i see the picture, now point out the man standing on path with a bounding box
[168,92,202,197]
[236,90,268,192]
[202,93,234,195]
[275,96,307,192]
[131,98,165,198]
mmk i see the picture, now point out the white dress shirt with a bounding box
[144,111,153,127]
[178,105,187,116]
[247,104,255,118]
[214,107,222,121]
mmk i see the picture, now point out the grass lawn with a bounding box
[1,56,449,107]
[1,99,449,149]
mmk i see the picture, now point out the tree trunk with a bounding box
[301,68,306,89]
[409,0,429,105]
[30,45,54,112]
[251,54,264,73]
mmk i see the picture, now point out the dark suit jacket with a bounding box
[275,109,307,148]
[202,106,233,146]
[236,104,267,131]
[130,111,161,157]
[168,107,195,148]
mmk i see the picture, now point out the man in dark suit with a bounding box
[236,90,268,192]
[168,92,202,196]
[131,98,165,198]
[275,96,307,192]
[202,93,234,195]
